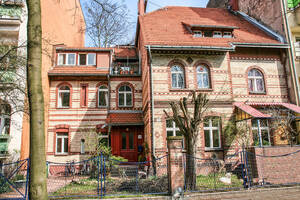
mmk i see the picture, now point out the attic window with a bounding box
[193,31,202,38]
[203,31,213,37]
[213,31,222,38]
[223,32,232,38]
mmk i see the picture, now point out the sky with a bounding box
[81,0,209,46]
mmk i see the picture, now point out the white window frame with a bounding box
[0,114,10,135]
[193,31,202,38]
[166,120,180,136]
[171,65,185,89]
[252,119,271,147]
[57,53,76,66]
[204,117,221,149]
[56,133,68,154]
[80,139,85,154]
[118,85,132,107]
[196,65,210,89]
[213,31,222,38]
[58,86,70,108]
[78,53,96,66]
[223,32,232,38]
[98,85,108,107]
[248,69,265,93]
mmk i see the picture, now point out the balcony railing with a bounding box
[111,62,140,75]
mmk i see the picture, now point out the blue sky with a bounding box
[81,0,209,46]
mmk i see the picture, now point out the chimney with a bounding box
[229,0,239,11]
[138,0,147,15]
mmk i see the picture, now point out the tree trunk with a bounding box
[27,0,48,199]
[184,134,196,190]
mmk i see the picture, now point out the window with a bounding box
[58,85,70,108]
[204,117,221,148]
[171,65,185,89]
[0,104,10,135]
[166,119,182,137]
[196,65,210,89]
[81,84,88,107]
[118,85,132,107]
[194,31,202,37]
[213,31,222,38]
[203,31,213,37]
[252,119,271,146]
[223,32,232,38]
[294,37,300,58]
[80,139,85,154]
[56,133,68,154]
[78,53,96,65]
[248,69,265,93]
[57,53,76,65]
[98,85,108,107]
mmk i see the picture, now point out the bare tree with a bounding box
[164,91,209,190]
[83,0,132,47]
[27,0,48,199]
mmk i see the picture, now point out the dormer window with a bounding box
[193,31,202,38]
[213,31,222,38]
[203,31,213,37]
[57,53,76,66]
[78,53,96,66]
[223,32,232,38]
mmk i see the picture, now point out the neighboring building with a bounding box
[46,46,143,163]
[20,0,85,160]
[0,0,27,165]
[207,0,300,105]
[46,1,300,166]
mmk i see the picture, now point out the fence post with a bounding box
[167,136,184,195]
[98,154,100,198]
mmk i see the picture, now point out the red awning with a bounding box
[247,102,300,114]
[106,112,144,126]
[233,102,271,119]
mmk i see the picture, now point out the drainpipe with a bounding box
[281,0,300,105]
[147,46,157,169]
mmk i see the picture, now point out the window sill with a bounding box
[169,89,191,92]
[118,106,133,108]
[204,147,223,152]
[57,107,70,109]
[249,92,266,95]
[54,153,69,156]
[195,88,213,92]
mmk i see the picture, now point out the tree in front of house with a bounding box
[83,0,132,47]
[164,91,209,190]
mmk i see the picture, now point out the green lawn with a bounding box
[196,173,243,190]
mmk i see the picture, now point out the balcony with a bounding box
[110,62,140,76]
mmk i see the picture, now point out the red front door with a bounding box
[111,127,143,162]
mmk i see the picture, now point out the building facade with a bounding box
[45,1,300,165]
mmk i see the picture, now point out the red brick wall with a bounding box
[253,146,300,184]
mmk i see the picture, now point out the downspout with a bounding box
[281,0,300,105]
[147,46,156,164]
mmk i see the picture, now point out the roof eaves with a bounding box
[190,24,239,30]
[56,47,113,52]
[145,45,235,51]
[236,11,286,43]
[48,73,107,77]
[232,42,289,48]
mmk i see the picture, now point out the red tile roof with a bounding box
[247,102,300,114]
[140,7,281,47]
[233,102,271,118]
[106,113,143,125]
[114,47,137,58]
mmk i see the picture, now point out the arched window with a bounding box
[118,85,132,107]
[248,69,265,93]
[58,85,70,108]
[98,85,108,107]
[196,65,210,88]
[0,104,11,135]
[171,65,185,89]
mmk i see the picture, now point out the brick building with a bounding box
[46,1,300,164]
